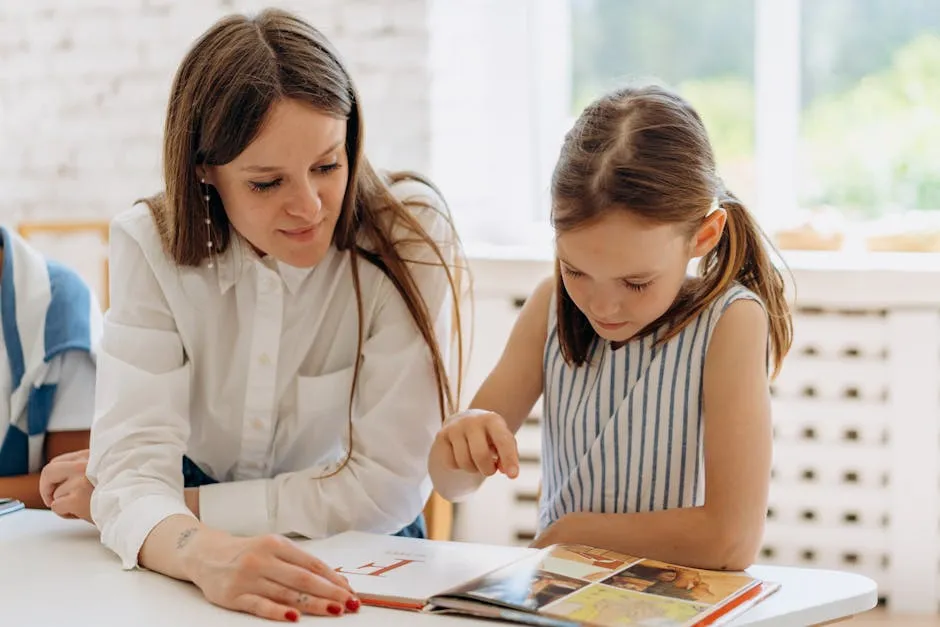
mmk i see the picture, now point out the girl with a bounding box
[40,8,464,622]
[429,85,791,572]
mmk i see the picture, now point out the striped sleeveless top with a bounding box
[538,283,762,532]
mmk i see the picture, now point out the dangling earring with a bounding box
[201,177,215,269]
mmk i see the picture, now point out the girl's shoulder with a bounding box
[710,282,765,318]
[699,282,769,366]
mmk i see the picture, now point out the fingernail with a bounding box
[285,610,299,622]
[327,603,343,616]
[508,465,519,477]
[345,597,361,612]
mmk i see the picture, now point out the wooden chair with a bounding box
[423,492,454,541]
[17,220,111,310]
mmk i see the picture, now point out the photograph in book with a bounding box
[540,545,641,582]
[541,584,708,626]
[600,559,756,606]
[448,567,590,610]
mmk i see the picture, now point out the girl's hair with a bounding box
[551,84,791,375]
[139,9,466,475]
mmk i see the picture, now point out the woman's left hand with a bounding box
[40,450,94,523]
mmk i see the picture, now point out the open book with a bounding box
[298,531,779,627]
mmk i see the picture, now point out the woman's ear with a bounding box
[691,208,727,257]
[196,166,213,185]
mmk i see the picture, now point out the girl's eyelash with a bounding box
[564,267,650,292]
[247,163,341,193]
[624,280,652,292]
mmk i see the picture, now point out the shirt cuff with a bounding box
[199,479,273,537]
[98,494,195,570]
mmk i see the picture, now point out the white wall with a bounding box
[0,0,431,224]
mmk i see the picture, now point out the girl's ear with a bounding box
[691,208,727,257]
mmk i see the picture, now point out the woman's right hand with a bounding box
[184,529,360,622]
[432,409,520,479]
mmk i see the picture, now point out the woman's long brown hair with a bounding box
[139,8,467,476]
[551,85,791,376]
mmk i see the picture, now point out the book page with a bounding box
[295,531,537,606]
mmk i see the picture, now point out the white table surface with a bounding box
[1,510,877,626]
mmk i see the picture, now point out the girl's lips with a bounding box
[595,319,628,330]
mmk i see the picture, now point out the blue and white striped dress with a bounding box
[538,283,761,532]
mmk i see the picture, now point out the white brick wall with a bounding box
[0,0,430,224]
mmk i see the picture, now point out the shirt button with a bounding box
[251,418,264,430]
[259,353,271,366]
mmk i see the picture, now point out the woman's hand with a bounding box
[431,409,520,479]
[184,528,361,622]
[39,449,94,523]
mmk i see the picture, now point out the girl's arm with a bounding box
[533,299,772,571]
[428,276,554,502]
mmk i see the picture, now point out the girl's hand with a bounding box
[185,529,360,621]
[432,410,520,479]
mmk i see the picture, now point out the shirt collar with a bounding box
[215,232,320,296]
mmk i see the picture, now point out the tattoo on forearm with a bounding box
[176,527,199,550]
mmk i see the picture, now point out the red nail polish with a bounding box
[345,598,361,612]
[285,610,299,622]
[327,603,343,616]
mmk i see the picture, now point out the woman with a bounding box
[40,8,464,622]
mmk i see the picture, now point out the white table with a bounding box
[2,510,877,626]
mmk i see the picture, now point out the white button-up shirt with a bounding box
[87,180,455,569]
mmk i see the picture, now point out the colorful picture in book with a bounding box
[544,545,640,582]
[529,570,591,608]
[463,568,589,610]
[544,584,706,627]
[601,560,754,605]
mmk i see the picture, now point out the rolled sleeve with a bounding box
[199,478,272,537]
[86,217,195,569]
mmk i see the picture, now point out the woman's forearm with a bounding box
[138,514,213,581]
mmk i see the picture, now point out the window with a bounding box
[799,0,940,222]
[430,1,940,253]
[564,0,940,250]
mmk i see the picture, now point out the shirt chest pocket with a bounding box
[294,366,357,455]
